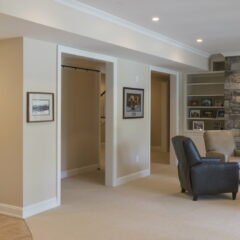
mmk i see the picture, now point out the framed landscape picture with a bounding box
[27,92,54,122]
[123,87,144,119]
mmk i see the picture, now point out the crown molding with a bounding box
[54,0,210,58]
[222,51,240,57]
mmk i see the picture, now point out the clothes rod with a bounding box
[61,64,100,73]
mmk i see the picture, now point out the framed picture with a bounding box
[189,109,200,118]
[123,87,144,119]
[27,92,54,122]
[214,99,223,106]
[202,110,214,118]
[189,100,199,106]
[192,121,204,131]
[216,109,224,118]
[201,98,212,106]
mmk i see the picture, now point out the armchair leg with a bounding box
[193,195,198,201]
[181,188,186,193]
[232,192,237,200]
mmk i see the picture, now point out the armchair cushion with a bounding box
[229,156,240,163]
[183,139,202,166]
[204,130,235,161]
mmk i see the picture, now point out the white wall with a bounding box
[0,37,184,217]
[23,38,57,206]
[117,59,150,178]
[61,68,99,171]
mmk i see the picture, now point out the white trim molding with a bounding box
[0,198,59,219]
[222,51,240,57]
[115,169,150,186]
[57,45,118,207]
[55,0,209,58]
[0,203,22,218]
[22,198,59,219]
[61,164,98,179]
[150,66,180,167]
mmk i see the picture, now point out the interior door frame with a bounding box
[57,46,118,205]
[150,66,180,166]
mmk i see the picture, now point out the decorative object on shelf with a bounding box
[192,121,204,131]
[209,54,225,71]
[189,110,200,118]
[123,87,144,119]
[189,100,199,106]
[201,98,212,106]
[202,110,214,118]
[216,109,224,118]
[214,99,223,106]
[27,92,54,122]
[213,121,224,130]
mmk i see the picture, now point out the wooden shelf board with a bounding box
[187,106,224,109]
[188,71,224,76]
[187,118,225,120]
[187,82,224,86]
[187,94,224,97]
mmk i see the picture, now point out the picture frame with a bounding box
[216,109,224,118]
[192,121,204,131]
[27,92,54,122]
[214,99,223,106]
[202,110,214,118]
[189,109,200,118]
[201,98,212,106]
[123,87,144,119]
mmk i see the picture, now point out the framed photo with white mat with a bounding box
[123,87,144,119]
[27,92,54,122]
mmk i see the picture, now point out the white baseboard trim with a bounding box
[0,203,22,218]
[61,164,98,179]
[23,197,59,219]
[115,169,150,186]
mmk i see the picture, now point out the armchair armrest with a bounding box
[191,162,239,195]
[201,157,221,163]
[206,151,227,162]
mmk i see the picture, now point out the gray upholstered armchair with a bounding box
[204,130,240,163]
[172,136,239,201]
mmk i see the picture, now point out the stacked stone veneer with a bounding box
[225,56,240,149]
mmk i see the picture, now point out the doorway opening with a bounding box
[151,71,170,165]
[60,53,107,189]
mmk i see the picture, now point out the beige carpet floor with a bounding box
[26,163,240,240]
[151,149,169,164]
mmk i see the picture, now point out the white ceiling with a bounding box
[76,0,240,54]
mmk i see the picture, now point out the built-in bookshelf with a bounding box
[185,71,225,131]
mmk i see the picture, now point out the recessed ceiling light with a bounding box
[152,17,159,22]
[196,39,203,43]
